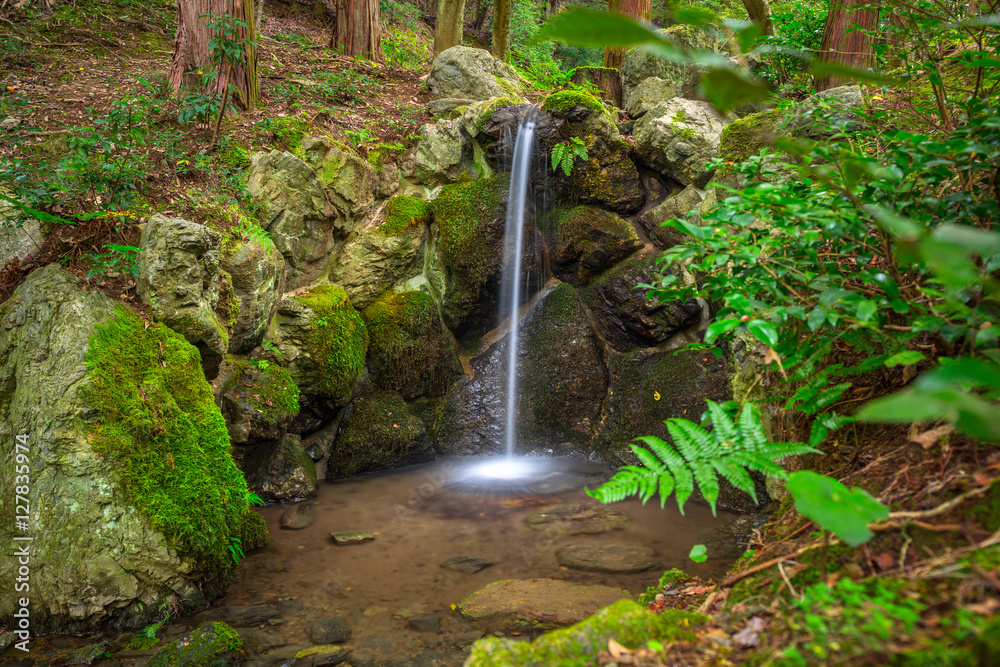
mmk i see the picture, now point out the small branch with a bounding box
[879,476,1000,523]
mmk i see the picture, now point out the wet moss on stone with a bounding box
[718,109,787,165]
[83,308,250,568]
[239,510,270,551]
[295,285,369,398]
[542,90,606,119]
[226,357,301,426]
[147,621,243,667]
[327,391,428,478]
[378,195,431,237]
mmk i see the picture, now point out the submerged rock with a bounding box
[330,530,375,545]
[307,616,351,643]
[441,556,493,574]
[457,579,631,631]
[555,542,658,573]
[280,501,316,530]
[524,502,631,537]
[147,622,242,666]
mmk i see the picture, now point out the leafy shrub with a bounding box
[383,27,430,70]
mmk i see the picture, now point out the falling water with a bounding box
[499,111,538,458]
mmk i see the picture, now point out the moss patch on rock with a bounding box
[84,308,250,568]
[546,205,642,286]
[543,89,606,119]
[362,290,461,398]
[718,108,787,165]
[378,195,431,237]
[147,621,243,667]
[225,357,301,426]
[327,390,430,478]
[295,285,369,398]
[239,510,270,551]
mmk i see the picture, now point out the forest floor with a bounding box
[1,1,999,665]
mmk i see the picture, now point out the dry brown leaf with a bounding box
[764,347,785,376]
[732,616,766,648]
[608,638,630,658]
[873,551,896,571]
[911,424,953,449]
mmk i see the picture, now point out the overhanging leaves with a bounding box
[787,471,888,547]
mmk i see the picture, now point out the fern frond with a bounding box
[706,400,737,442]
[738,403,767,450]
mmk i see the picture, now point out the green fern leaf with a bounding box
[706,400,737,442]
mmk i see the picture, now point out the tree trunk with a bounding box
[492,0,510,61]
[741,0,774,37]
[814,0,879,90]
[434,0,466,56]
[169,0,259,109]
[331,0,383,61]
[571,66,622,107]
[603,0,652,70]
[473,0,490,31]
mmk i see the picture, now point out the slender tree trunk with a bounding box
[434,0,466,56]
[331,0,383,61]
[814,0,879,90]
[492,0,510,61]
[603,0,652,70]
[741,0,774,37]
[169,0,259,109]
[473,0,490,31]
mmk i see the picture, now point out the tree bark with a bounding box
[331,0,383,61]
[814,0,879,90]
[571,66,622,107]
[603,0,652,70]
[492,0,510,61]
[741,0,774,37]
[434,0,466,56]
[473,0,491,31]
[169,0,259,109]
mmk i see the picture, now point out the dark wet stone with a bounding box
[330,530,374,546]
[202,604,282,627]
[238,628,288,655]
[306,617,351,644]
[408,616,441,633]
[440,556,492,574]
[524,502,630,537]
[278,598,305,614]
[281,502,316,530]
[555,542,658,573]
[62,641,111,665]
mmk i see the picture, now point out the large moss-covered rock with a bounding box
[427,46,523,101]
[411,119,493,186]
[433,176,508,333]
[435,284,606,454]
[247,150,337,289]
[295,136,379,231]
[0,265,250,633]
[245,433,318,502]
[625,76,681,118]
[545,205,642,286]
[466,600,705,666]
[581,253,703,352]
[718,108,788,165]
[213,356,300,446]
[147,621,243,667]
[457,579,631,632]
[220,233,285,353]
[638,185,718,249]
[138,215,229,374]
[329,195,429,310]
[634,98,731,187]
[362,290,462,398]
[263,285,369,402]
[327,390,433,478]
[620,24,718,102]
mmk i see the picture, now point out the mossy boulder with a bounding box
[427,46,523,102]
[633,98,731,187]
[457,579,631,632]
[138,215,229,375]
[329,195,429,310]
[620,24,718,102]
[147,621,243,667]
[219,232,285,354]
[327,390,433,478]
[466,600,705,666]
[411,119,493,186]
[625,76,681,118]
[581,253,703,352]
[0,265,250,633]
[295,136,379,232]
[246,149,337,289]
[244,433,318,502]
[362,290,462,398]
[264,285,369,402]
[560,112,645,214]
[433,176,508,333]
[213,356,300,446]
[638,185,719,249]
[545,205,643,286]
[542,89,607,120]
[718,108,788,165]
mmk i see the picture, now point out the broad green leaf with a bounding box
[700,68,771,113]
[536,8,665,47]
[675,7,719,26]
[722,18,763,53]
[747,319,779,347]
[688,544,708,563]
[787,471,888,547]
[884,351,926,367]
[705,318,740,342]
[808,61,899,85]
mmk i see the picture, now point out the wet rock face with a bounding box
[545,206,643,287]
[220,236,285,353]
[244,433,318,502]
[638,185,717,249]
[581,253,703,352]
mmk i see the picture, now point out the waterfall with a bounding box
[499,111,537,458]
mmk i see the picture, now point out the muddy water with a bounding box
[213,456,742,665]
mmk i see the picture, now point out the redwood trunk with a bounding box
[492,0,510,61]
[814,0,879,90]
[331,0,383,61]
[742,0,774,37]
[434,0,466,56]
[571,67,622,108]
[169,0,259,109]
[603,0,651,70]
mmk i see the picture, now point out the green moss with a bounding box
[239,510,270,551]
[295,285,369,397]
[718,109,787,165]
[216,142,252,172]
[433,175,504,296]
[83,308,249,569]
[327,391,426,477]
[542,90,606,119]
[228,358,301,425]
[378,195,431,237]
[477,95,527,130]
[466,600,705,666]
[638,568,691,606]
[147,621,243,667]
[367,142,406,170]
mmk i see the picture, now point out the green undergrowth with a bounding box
[638,569,691,606]
[378,195,431,236]
[466,600,706,666]
[295,285,369,397]
[83,308,249,568]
